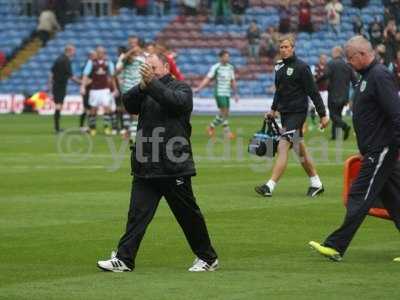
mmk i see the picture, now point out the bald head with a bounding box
[319,54,328,65]
[64,44,75,58]
[96,46,106,59]
[332,46,343,59]
[145,53,170,78]
[344,36,375,71]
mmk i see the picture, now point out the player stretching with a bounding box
[80,46,116,136]
[194,50,239,140]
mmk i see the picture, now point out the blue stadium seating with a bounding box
[0,1,36,57]
[192,0,384,96]
[1,8,175,95]
[0,0,385,97]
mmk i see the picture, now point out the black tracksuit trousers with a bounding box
[116,176,218,269]
[324,146,400,256]
[328,100,349,139]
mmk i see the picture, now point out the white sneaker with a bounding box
[80,126,89,133]
[188,257,219,272]
[120,129,130,139]
[97,251,132,272]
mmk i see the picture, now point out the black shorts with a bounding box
[280,112,307,142]
[83,91,91,110]
[52,87,66,104]
[115,94,123,108]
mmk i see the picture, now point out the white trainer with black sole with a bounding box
[97,251,132,272]
[188,257,219,272]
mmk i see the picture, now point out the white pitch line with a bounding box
[0,147,358,159]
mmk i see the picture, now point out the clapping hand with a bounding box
[139,63,155,84]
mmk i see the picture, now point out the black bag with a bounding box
[248,117,281,157]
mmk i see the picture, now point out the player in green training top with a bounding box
[115,37,145,139]
[194,49,239,140]
[117,47,145,94]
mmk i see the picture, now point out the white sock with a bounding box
[310,175,322,188]
[266,180,276,192]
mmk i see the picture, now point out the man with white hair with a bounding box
[309,36,400,262]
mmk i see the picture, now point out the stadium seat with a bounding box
[0,0,386,97]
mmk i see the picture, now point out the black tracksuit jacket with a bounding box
[271,54,326,117]
[122,74,196,178]
[318,57,358,104]
[353,60,400,155]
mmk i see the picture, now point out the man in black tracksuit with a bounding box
[309,36,400,262]
[255,34,329,198]
[97,53,218,272]
[50,44,80,133]
[317,46,358,140]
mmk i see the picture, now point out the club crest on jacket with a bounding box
[360,80,367,92]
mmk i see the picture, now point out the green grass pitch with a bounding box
[0,114,399,300]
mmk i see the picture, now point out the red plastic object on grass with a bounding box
[343,155,391,220]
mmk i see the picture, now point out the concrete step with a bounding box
[1,38,42,79]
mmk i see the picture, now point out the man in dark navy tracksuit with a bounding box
[309,36,400,262]
[255,34,329,198]
[317,46,358,140]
